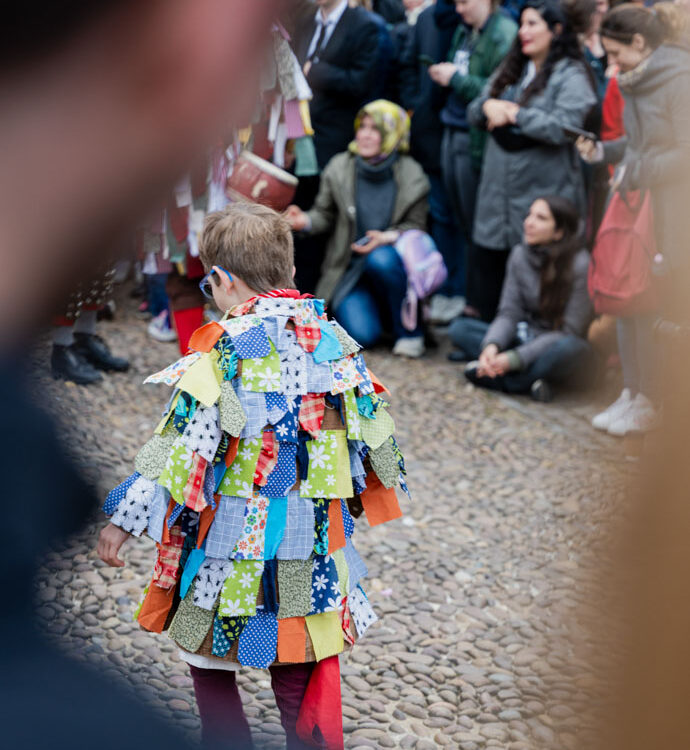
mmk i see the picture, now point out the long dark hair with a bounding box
[490,0,595,102]
[534,195,581,328]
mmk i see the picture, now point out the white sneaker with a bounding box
[392,336,425,358]
[147,310,177,343]
[608,393,659,436]
[429,295,466,324]
[592,388,632,431]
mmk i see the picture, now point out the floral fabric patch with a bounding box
[241,341,282,392]
[158,440,196,504]
[181,403,222,463]
[330,355,364,395]
[193,558,232,610]
[144,351,202,386]
[218,437,262,498]
[218,559,264,617]
[310,553,342,614]
[302,430,353,499]
[230,491,269,560]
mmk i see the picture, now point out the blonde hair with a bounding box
[199,201,295,293]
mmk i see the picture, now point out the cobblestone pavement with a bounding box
[35,285,629,749]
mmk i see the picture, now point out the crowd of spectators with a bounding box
[56,0,690,440]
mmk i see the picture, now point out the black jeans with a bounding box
[449,317,597,394]
[474,246,510,322]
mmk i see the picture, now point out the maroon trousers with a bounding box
[189,663,316,750]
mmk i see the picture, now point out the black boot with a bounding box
[73,332,130,372]
[51,344,103,385]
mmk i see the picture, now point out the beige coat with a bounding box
[308,151,430,303]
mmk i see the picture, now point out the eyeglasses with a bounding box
[199,266,233,300]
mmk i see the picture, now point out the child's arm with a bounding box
[97,522,130,567]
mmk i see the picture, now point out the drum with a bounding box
[226,151,298,211]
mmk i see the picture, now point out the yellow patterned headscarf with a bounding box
[349,99,410,162]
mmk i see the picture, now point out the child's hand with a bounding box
[97,523,130,567]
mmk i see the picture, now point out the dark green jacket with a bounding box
[446,11,517,168]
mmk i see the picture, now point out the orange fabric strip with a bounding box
[327,499,346,554]
[137,581,176,633]
[188,321,225,353]
[196,504,218,549]
[225,435,240,467]
[366,368,390,396]
[360,472,402,526]
[277,617,307,663]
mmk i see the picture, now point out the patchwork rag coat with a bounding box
[104,293,408,669]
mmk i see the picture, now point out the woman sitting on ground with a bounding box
[448,195,596,402]
[285,99,430,358]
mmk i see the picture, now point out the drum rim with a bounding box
[237,151,299,186]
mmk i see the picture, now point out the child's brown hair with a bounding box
[199,201,295,293]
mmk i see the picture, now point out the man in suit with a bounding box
[296,0,380,170]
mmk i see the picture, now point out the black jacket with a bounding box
[295,6,379,169]
[398,3,459,173]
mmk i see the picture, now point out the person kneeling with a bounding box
[448,196,597,402]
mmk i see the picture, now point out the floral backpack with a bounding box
[395,230,447,331]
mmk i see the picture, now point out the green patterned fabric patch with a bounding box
[219,380,247,437]
[368,439,399,489]
[168,583,215,653]
[134,426,179,480]
[219,437,262,498]
[156,439,195,503]
[241,342,282,392]
[360,406,395,450]
[277,559,313,619]
[301,430,353,499]
[218,560,264,617]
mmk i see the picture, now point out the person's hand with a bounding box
[482,99,520,131]
[351,229,399,254]
[284,204,308,231]
[303,60,312,77]
[576,135,604,164]
[428,63,458,87]
[478,343,500,377]
[97,523,130,567]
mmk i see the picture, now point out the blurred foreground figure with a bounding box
[0,0,279,748]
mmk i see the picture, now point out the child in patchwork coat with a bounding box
[97,201,409,750]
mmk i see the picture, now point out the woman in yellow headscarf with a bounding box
[285,99,431,358]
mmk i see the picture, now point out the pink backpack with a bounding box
[588,190,657,316]
[395,230,447,331]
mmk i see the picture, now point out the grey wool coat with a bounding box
[307,151,430,304]
[482,243,593,367]
[603,44,690,270]
[468,58,597,251]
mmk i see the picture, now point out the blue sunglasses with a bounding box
[199,266,233,300]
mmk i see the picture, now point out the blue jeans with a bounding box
[333,245,422,348]
[450,317,597,394]
[144,272,170,318]
[428,172,464,298]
